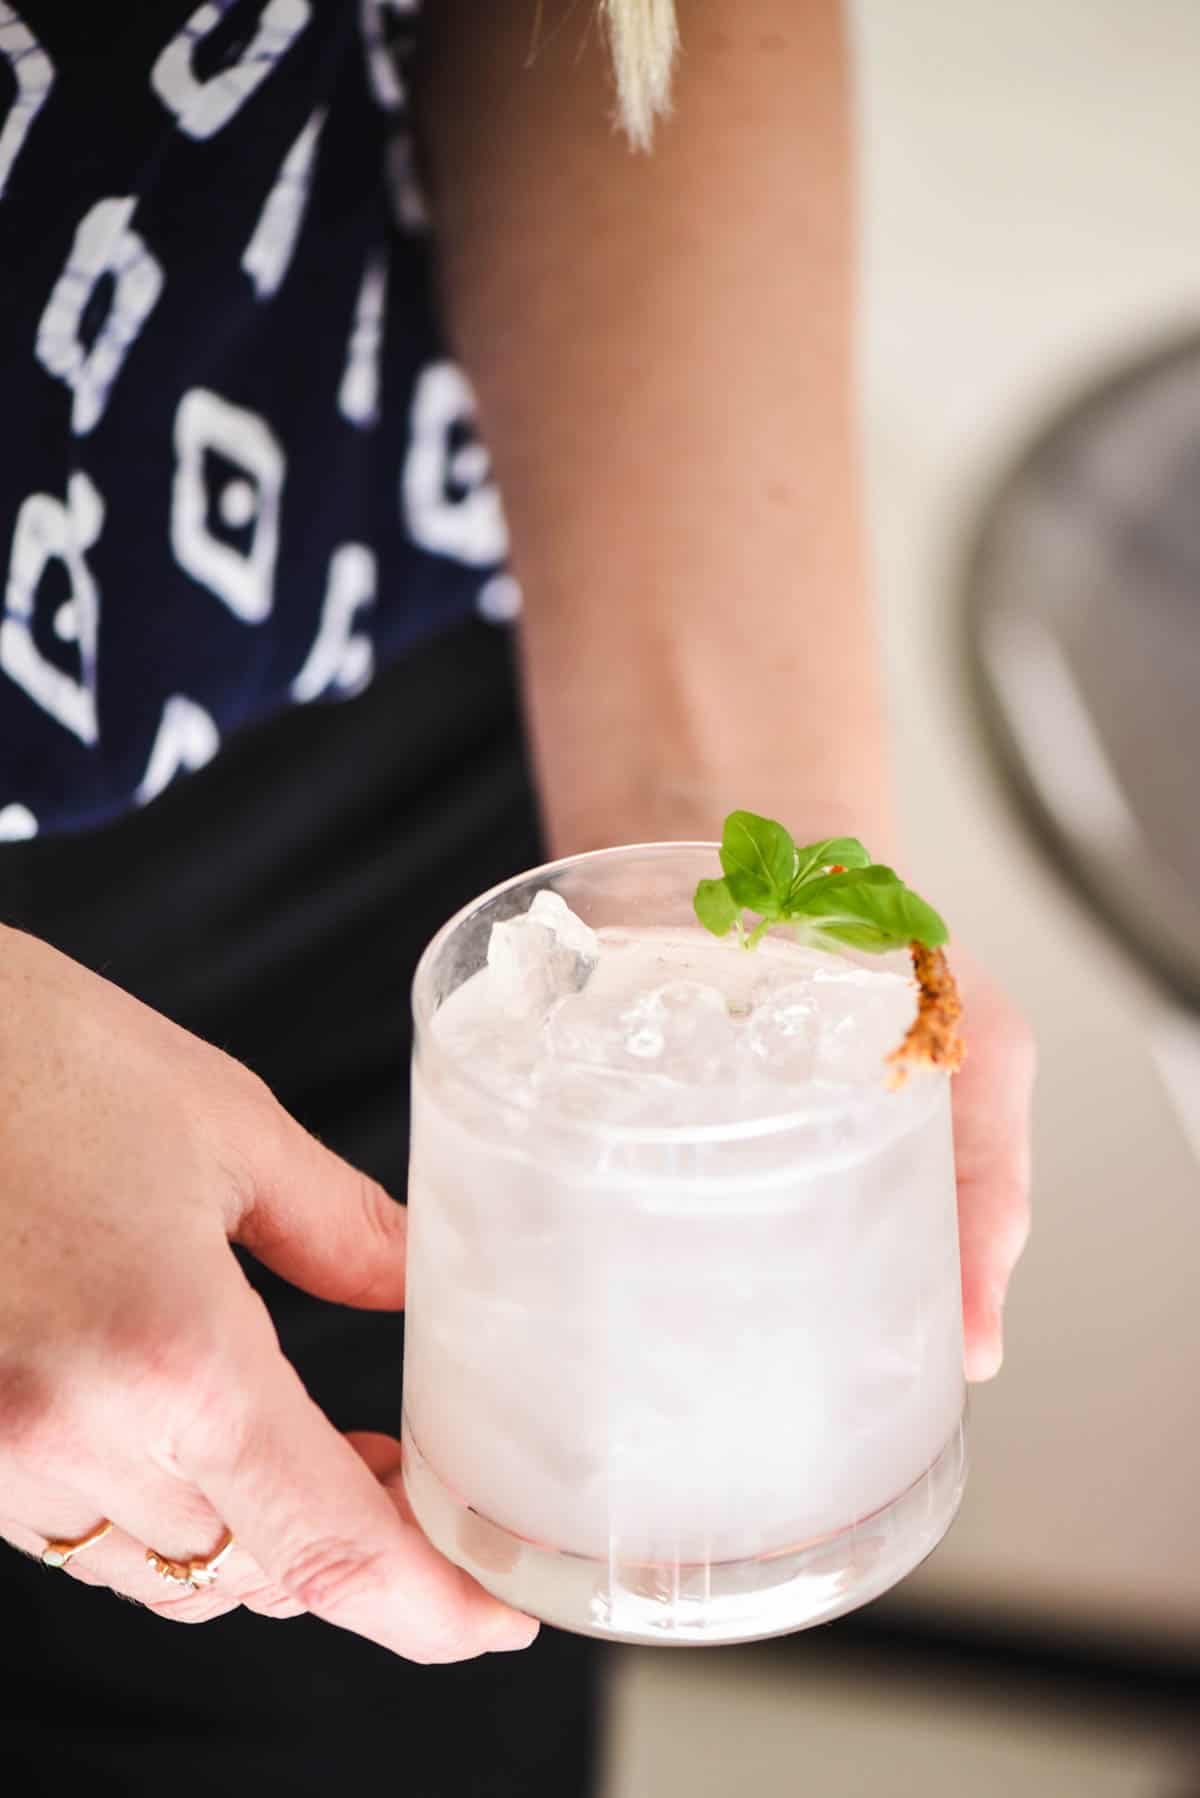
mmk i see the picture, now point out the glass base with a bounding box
[402,1413,967,1647]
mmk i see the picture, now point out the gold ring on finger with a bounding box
[41,1519,114,1569]
[145,1527,236,1592]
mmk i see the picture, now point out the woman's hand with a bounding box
[950,949,1036,1381]
[0,926,537,1660]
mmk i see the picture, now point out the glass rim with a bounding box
[410,840,946,1146]
[411,839,713,1027]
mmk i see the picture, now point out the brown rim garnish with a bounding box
[886,943,965,1088]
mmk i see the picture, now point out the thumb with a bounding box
[233,1113,407,1310]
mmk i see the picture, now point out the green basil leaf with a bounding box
[693,876,740,937]
[695,813,950,959]
[786,865,949,951]
[789,835,872,892]
[718,810,795,916]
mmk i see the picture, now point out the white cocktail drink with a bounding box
[402,847,965,1644]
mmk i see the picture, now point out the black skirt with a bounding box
[0,619,600,1796]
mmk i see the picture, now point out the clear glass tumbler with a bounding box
[401,844,966,1645]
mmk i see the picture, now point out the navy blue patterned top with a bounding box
[0,0,513,837]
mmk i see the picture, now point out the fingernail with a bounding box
[966,1329,1004,1382]
[488,1611,540,1653]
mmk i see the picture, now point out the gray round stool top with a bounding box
[966,333,1200,1011]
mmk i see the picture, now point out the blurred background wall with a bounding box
[603,1,1200,1789]
[861,0,1200,1646]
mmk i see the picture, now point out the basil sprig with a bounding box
[695,810,948,953]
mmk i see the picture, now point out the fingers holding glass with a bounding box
[0,1480,304,1621]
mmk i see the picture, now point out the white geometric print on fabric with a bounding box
[476,572,523,625]
[290,544,376,702]
[0,5,54,201]
[360,0,416,112]
[338,250,387,428]
[402,362,509,567]
[241,105,326,300]
[0,803,37,841]
[386,133,428,233]
[359,0,426,232]
[135,696,220,806]
[1,471,103,745]
[171,388,284,623]
[151,0,312,141]
[35,198,165,436]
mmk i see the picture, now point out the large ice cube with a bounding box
[742,982,819,1084]
[527,889,599,958]
[485,889,599,1016]
[645,981,738,1083]
[549,976,738,1086]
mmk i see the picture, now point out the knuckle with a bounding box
[278,1537,391,1616]
[102,1307,205,1392]
[0,1361,71,1467]
[196,1054,288,1191]
[233,1073,295,1165]
[206,1045,276,1120]
[168,1366,256,1480]
[131,1321,261,1481]
[99,1311,243,1458]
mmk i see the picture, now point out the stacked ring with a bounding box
[40,1519,113,1569]
[39,1519,236,1595]
[145,1528,236,1592]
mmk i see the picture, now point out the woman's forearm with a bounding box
[421,0,891,855]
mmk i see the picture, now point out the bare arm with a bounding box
[420,0,889,855]
[419,1,1032,1382]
